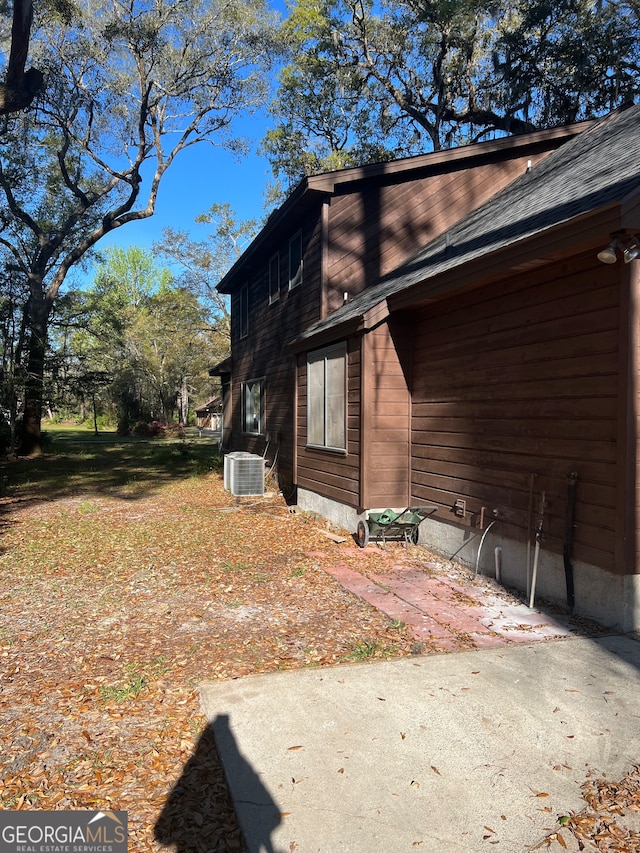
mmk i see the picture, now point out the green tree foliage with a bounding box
[0,0,280,453]
[133,283,212,426]
[52,247,215,432]
[153,202,260,352]
[265,0,640,188]
[42,289,111,432]
[42,249,158,431]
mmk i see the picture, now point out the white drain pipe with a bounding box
[529,491,546,609]
[475,518,498,575]
[529,537,541,609]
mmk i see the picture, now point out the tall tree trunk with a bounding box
[0,0,43,116]
[18,289,51,455]
[178,375,188,425]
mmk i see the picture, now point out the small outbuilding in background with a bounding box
[195,397,222,431]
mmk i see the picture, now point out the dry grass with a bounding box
[1,430,637,852]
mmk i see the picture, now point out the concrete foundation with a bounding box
[297,487,364,533]
[296,488,640,632]
[421,517,640,632]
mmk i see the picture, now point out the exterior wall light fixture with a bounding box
[623,237,640,263]
[597,239,620,264]
[597,235,640,264]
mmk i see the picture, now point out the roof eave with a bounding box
[209,355,232,376]
[217,181,328,294]
[217,122,592,295]
[389,203,627,313]
[312,120,591,189]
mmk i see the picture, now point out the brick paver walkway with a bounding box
[321,547,579,652]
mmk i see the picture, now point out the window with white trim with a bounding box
[242,378,264,435]
[307,344,346,450]
[289,230,303,290]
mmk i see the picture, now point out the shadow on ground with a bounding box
[0,435,221,503]
[155,715,281,853]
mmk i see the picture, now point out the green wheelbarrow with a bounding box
[355,505,437,548]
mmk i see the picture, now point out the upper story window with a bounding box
[289,230,303,290]
[307,343,346,451]
[269,252,280,304]
[239,282,248,339]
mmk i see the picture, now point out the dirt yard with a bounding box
[1,436,638,853]
[0,445,424,851]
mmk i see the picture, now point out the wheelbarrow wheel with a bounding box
[356,519,370,548]
[409,526,420,545]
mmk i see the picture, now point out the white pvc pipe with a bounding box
[494,546,502,583]
[529,490,546,609]
[475,519,497,575]
[529,539,540,608]
[526,474,536,601]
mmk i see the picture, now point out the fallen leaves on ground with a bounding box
[569,766,640,851]
[0,451,418,851]
[0,442,634,853]
[532,766,640,852]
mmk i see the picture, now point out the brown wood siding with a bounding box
[634,264,640,575]
[325,154,543,314]
[296,340,361,507]
[618,261,640,575]
[409,252,621,572]
[229,213,323,492]
[361,319,411,508]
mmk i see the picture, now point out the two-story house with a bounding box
[214,104,640,632]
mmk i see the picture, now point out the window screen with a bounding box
[307,344,346,450]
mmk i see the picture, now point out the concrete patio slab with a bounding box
[201,634,640,853]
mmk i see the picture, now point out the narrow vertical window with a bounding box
[269,252,280,304]
[307,344,346,450]
[242,378,264,434]
[289,230,303,290]
[239,282,248,339]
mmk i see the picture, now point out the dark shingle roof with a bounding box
[295,104,640,346]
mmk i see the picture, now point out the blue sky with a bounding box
[83,0,288,280]
[92,116,276,257]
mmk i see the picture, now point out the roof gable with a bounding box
[295,104,640,347]
[217,122,589,294]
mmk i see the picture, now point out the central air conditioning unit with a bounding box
[223,452,252,491]
[224,452,265,497]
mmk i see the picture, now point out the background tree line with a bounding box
[46,245,223,437]
[0,204,251,445]
[265,0,640,190]
[0,0,637,452]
